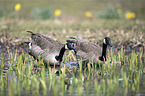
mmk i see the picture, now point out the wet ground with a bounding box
[0,40,144,69]
[0,39,144,59]
[0,41,145,96]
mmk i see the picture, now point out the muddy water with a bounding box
[0,42,145,96]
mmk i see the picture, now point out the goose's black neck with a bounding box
[99,43,107,61]
[55,46,66,62]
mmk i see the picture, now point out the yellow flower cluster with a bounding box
[125,12,136,19]
[85,12,92,18]
[54,9,61,17]
[13,3,137,20]
[15,3,21,11]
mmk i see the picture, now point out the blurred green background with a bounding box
[0,0,145,19]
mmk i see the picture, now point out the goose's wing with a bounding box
[29,32,61,50]
[67,37,101,54]
[67,37,102,64]
[42,35,60,48]
[76,50,99,63]
[27,31,62,65]
[76,50,88,60]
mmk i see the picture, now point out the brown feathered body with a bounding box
[28,32,62,65]
[67,37,103,64]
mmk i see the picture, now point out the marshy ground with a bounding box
[0,0,145,96]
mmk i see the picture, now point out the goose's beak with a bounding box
[108,41,112,47]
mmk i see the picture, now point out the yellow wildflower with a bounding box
[85,11,92,18]
[125,12,136,19]
[54,9,61,17]
[15,3,21,11]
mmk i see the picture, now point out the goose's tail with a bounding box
[66,37,78,43]
[27,30,37,35]
[26,31,37,36]
[69,37,78,39]
[23,42,30,44]
[26,30,33,33]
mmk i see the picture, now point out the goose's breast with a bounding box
[43,52,60,65]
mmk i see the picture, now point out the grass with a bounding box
[0,18,145,46]
[0,0,145,95]
[0,48,144,96]
[0,18,144,96]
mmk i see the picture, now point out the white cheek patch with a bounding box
[103,39,106,44]
[65,44,68,50]
[29,42,32,49]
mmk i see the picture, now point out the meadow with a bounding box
[0,0,145,96]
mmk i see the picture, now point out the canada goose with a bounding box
[27,31,74,66]
[66,37,112,64]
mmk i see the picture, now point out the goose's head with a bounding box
[65,42,75,50]
[103,37,112,47]
[55,42,76,62]
[99,37,112,61]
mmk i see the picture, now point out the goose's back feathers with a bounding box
[27,31,62,65]
[67,37,100,51]
[31,33,61,50]
[67,37,102,64]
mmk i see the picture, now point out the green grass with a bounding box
[0,48,144,96]
[0,0,145,95]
